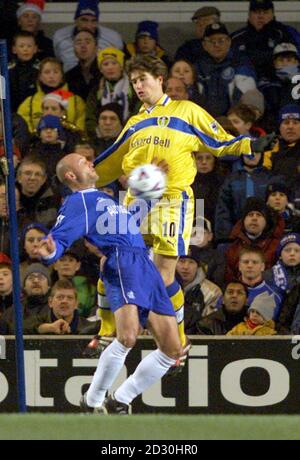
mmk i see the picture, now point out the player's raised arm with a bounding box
[34,234,56,258]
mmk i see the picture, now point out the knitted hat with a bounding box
[22,222,49,241]
[242,197,271,222]
[0,252,12,266]
[276,233,300,257]
[136,21,159,42]
[248,292,276,321]
[278,104,300,124]
[97,102,124,124]
[42,89,74,109]
[37,114,63,133]
[265,182,290,201]
[97,47,125,68]
[74,0,99,20]
[23,262,51,284]
[179,245,201,265]
[17,0,45,19]
[240,89,265,115]
[191,6,220,21]
[203,22,229,39]
[249,0,274,11]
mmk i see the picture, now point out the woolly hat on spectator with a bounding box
[0,253,12,266]
[241,197,271,223]
[179,245,201,265]
[97,102,123,124]
[74,0,99,20]
[191,6,220,21]
[203,22,229,39]
[276,233,300,257]
[97,47,125,68]
[249,0,274,11]
[22,222,49,241]
[23,263,51,284]
[17,0,45,19]
[42,89,73,109]
[273,42,298,59]
[278,104,300,124]
[248,292,276,321]
[265,182,290,201]
[37,115,63,134]
[136,21,159,42]
[240,89,265,116]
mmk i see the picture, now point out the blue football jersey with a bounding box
[45,188,145,264]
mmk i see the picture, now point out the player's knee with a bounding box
[117,332,137,349]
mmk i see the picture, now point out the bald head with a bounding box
[56,153,81,184]
[56,153,98,191]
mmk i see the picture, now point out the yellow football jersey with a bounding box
[94,95,251,194]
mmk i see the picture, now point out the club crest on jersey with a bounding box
[157,116,170,128]
[210,121,218,133]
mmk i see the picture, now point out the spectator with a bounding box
[263,105,300,186]
[89,102,123,153]
[191,150,224,229]
[16,155,60,227]
[175,6,221,64]
[19,222,50,283]
[259,43,300,130]
[35,279,100,334]
[16,0,54,61]
[125,20,171,68]
[227,291,277,335]
[74,143,95,162]
[215,151,273,242]
[239,89,265,122]
[237,246,282,319]
[165,77,189,101]
[227,103,266,138]
[9,31,39,112]
[264,233,300,294]
[52,248,97,318]
[176,245,222,333]
[0,253,13,313]
[86,48,139,138]
[196,22,257,117]
[225,197,285,281]
[2,262,51,333]
[189,216,226,289]
[17,57,86,133]
[266,182,300,234]
[53,0,123,72]
[196,281,248,335]
[65,29,100,100]
[169,60,203,104]
[231,0,300,81]
[0,179,29,255]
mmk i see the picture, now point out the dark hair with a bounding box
[12,30,37,46]
[17,155,47,177]
[224,280,248,297]
[73,28,97,43]
[227,103,257,125]
[170,59,198,85]
[126,55,168,89]
[38,57,64,80]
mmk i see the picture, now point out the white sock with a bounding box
[86,338,131,407]
[114,349,176,405]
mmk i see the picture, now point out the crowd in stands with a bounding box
[0,0,300,337]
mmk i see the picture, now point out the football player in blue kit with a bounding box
[35,153,182,414]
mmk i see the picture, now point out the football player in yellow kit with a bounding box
[90,55,276,369]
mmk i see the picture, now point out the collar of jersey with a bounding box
[78,187,97,193]
[140,94,171,114]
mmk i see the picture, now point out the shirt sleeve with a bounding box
[42,194,89,265]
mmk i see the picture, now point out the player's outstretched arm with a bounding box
[250,132,278,154]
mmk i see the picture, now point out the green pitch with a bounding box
[0,414,300,440]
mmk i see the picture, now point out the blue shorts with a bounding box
[102,246,175,326]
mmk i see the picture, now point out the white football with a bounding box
[128,164,166,200]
